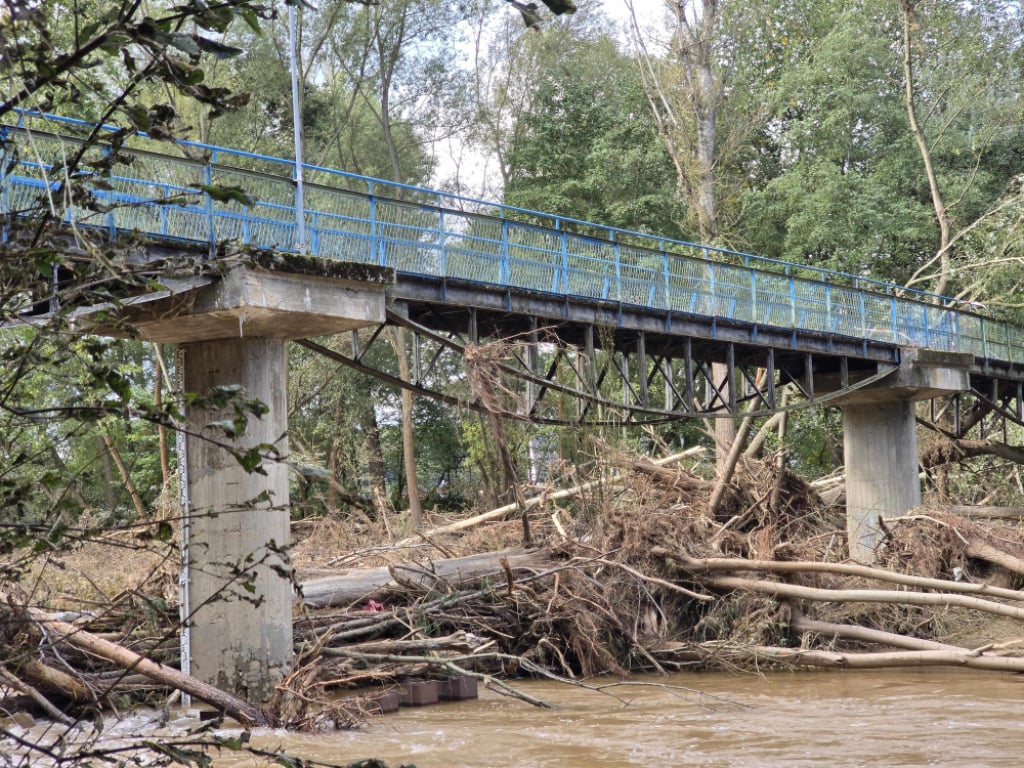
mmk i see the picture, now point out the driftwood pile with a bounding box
[3,449,1024,730]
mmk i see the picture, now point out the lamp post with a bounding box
[288,4,307,254]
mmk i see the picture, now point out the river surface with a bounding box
[224,670,1023,767]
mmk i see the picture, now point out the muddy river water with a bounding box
[224,670,1023,767]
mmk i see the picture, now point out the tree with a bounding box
[738,0,1024,288]
[502,23,682,236]
[630,0,777,468]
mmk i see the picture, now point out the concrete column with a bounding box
[183,338,293,702]
[842,400,920,562]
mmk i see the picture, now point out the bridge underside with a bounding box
[301,275,1024,433]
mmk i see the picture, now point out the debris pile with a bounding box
[3,448,1024,731]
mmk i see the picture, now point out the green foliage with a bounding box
[738,0,1024,286]
[503,28,682,237]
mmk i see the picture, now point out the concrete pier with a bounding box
[96,256,391,700]
[181,337,293,700]
[835,349,972,562]
[842,400,920,561]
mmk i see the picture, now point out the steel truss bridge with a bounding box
[3,112,1024,438]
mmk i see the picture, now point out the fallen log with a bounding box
[654,548,1024,602]
[733,645,1024,673]
[299,547,555,610]
[947,505,1024,521]
[789,614,966,652]
[25,608,272,727]
[687,573,1024,622]
[965,540,1024,577]
[0,665,73,725]
[22,659,94,703]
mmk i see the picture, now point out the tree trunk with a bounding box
[361,400,390,527]
[390,326,423,528]
[102,431,146,518]
[299,547,553,609]
[900,0,953,296]
[24,609,272,726]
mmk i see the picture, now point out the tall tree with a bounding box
[630,0,772,466]
[738,0,1024,289]
[502,25,682,236]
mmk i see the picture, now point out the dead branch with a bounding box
[689,573,1024,622]
[389,447,704,548]
[24,608,272,727]
[654,548,1024,602]
[0,665,74,725]
[789,614,967,652]
[737,645,1024,673]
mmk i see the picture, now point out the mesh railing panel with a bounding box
[3,122,1024,366]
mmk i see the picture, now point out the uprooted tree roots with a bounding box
[4,453,1024,730]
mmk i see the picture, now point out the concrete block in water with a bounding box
[437,676,478,700]
[398,680,439,706]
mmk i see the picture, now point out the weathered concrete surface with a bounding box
[182,338,293,702]
[72,257,391,343]
[121,265,389,343]
[835,348,972,562]
[832,348,973,405]
[842,400,920,562]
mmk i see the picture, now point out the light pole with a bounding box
[288,4,307,254]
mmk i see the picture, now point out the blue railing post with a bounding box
[708,257,717,316]
[825,282,833,332]
[890,296,898,344]
[560,226,569,294]
[368,181,384,266]
[750,271,758,324]
[203,155,215,255]
[789,276,797,329]
[438,208,447,278]
[500,219,510,285]
[662,249,672,312]
[613,239,622,302]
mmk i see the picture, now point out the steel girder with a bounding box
[298,303,907,427]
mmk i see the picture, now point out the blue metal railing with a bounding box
[1,110,1021,365]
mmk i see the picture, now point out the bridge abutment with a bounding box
[834,349,972,562]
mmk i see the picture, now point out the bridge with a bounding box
[4,111,1024,702]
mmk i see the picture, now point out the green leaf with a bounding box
[169,33,201,57]
[194,184,255,207]
[192,35,244,59]
[238,8,262,34]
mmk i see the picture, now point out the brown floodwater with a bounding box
[228,670,1024,768]
[5,670,1023,766]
